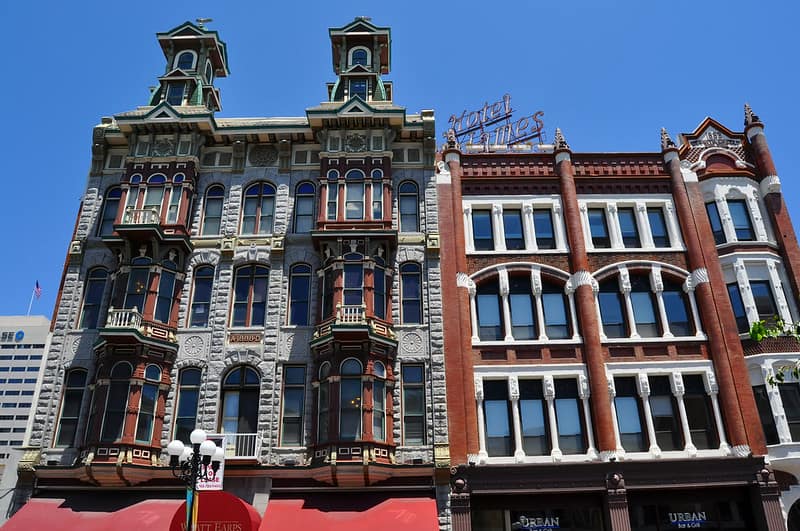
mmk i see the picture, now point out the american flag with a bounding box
[34,281,42,299]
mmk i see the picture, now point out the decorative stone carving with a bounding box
[183,335,204,357]
[650,265,663,293]
[607,377,616,398]
[637,373,650,396]
[744,103,761,126]
[671,373,684,396]
[543,376,555,399]
[151,138,175,157]
[344,133,367,152]
[566,270,597,293]
[553,128,570,151]
[401,332,423,354]
[760,175,781,196]
[618,267,631,294]
[508,376,519,400]
[579,375,589,399]
[474,377,484,400]
[248,145,278,166]
[691,268,709,286]
[704,371,719,394]
[660,128,676,150]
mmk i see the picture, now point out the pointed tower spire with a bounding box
[744,103,762,127]
[553,128,570,151]
[660,128,676,150]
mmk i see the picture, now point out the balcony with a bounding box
[123,207,160,225]
[336,303,366,324]
[99,307,177,345]
[312,303,396,353]
[209,433,262,461]
[105,207,192,253]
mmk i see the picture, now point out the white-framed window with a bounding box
[578,195,683,252]
[344,169,365,220]
[701,177,772,246]
[326,170,339,220]
[463,197,568,253]
[474,365,596,464]
[748,357,800,446]
[720,254,797,333]
[349,46,371,67]
[174,50,197,70]
[468,265,578,345]
[606,360,729,459]
[596,263,703,342]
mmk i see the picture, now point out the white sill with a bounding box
[601,335,707,344]
[473,339,582,347]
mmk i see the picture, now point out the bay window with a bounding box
[135,365,161,443]
[100,362,131,443]
[339,359,362,440]
[728,199,755,241]
[373,362,386,442]
[706,202,726,244]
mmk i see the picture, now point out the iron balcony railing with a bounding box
[209,432,262,460]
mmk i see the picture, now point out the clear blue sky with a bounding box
[1,0,798,317]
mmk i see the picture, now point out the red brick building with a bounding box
[437,107,797,530]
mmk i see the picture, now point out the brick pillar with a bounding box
[553,131,616,454]
[746,113,800,302]
[438,149,479,463]
[661,132,762,454]
[755,468,787,531]
[605,472,631,531]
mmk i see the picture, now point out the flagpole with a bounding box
[26,289,35,316]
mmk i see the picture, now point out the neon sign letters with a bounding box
[446,93,545,149]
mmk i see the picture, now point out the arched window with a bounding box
[317,362,331,443]
[124,256,151,312]
[205,60,213,83]
[399,181,419,232]
[143,175,166,222]
[340,359,362,440]
[231,265,270,327]
[176,51,196,70]
[509,275,536,340]
[598,278,626,338]
[201,185,225,236]
[630,275,660,337]
[100,362,132,442]
[166,179,183,224]
[173,368,201,444]
[476,279,503,341]
[189,266,214,327]
[135,365,161,443]
[663,279,693,337]
[98,187,122,236]
[293,182,315,233]
[326,171,339,220]
[154,258,178,324]
[55,369,88,447]
[221,366,260,434]
[350,47,369,66]
[241,182,276,235]
[542,282,570,339]
[371,171,383,220]
[373,361,386,442]
[345,170,365,220]
[401,263,422,324]
[80,268,108,329]
[343,256,364,307]
[289,264,312,326]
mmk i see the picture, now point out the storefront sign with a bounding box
[228,332,263,344]
[512,515,560,530]
[668,511,707,528]
[196,436,224,491]
[446,93,545,150]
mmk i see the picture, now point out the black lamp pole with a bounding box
[166,429,223,531]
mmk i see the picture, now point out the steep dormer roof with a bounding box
[156,21,230,77]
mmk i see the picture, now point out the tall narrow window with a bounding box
[343,262,363,306]
[294,182,315,233]
[599,279,626,338]
[173,368,201,444]
[322,268,335,319]
[588,208,610,248]
[231,265,269,327]
[345,171,365,220]
[779,383,800,441]
[472,210,494,251]
[554,379,586,454]
[176,51,195,70]
[201,185,224,236]
[371,176,383,220]
[728,200,755,241]
[727,283,750,333]
[614,377,646,452]
[339,359,362,440]
[166,84,185,106]
[56,369,88,447]
[221,366,260,434]
[618,207,641,248]
[242,182,276,234]
[100,362,131,443]
[682,374,718,449]
[143,177,165,221]
[80,268,108,329]
[124,257,151,312]
[503,209,525,250]
[476,280,503,341]
[399,182,419,232]
[327,172,339,220]
[663,279,693,336]
[401,263,422,324]
[350,79,368,100]
[374,260,387,320]
[189,266,214,327]
[647,207,671,248]
[280,366,306,446]
[98,187,122,236]
[649,375,681,451]
[752,385,779,445]
[509,275,535,340]
[289,264,311,326]
[751,280,778,325]
[402,364,425,445]
[533,209,556,249]
[166,186,182,224]
[542,283,570,339]
[135,365,161,444]
[373,362,386,442]
[350,48,368,66]
[317,363,330,443]
[630,276,660,337]
[519,379,548,455]
[706,202,726,244]
[154,261,177,324]
[484,380,513,456]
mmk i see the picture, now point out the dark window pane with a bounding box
[503,210,525,250]
[751,280,778,324]
[649,376,682,451]
[647,208,671,247]
[484,380,512,456]
[533,209,555,249]
[588,209,610,248]
[618,208,640,248]
[753,385,779,445]
[706,202,726,244]
[519,380,548,455]
[509,276,535,340]
[599,281,626,338]
[663,282,692,336]
[683,374,717,450]
[728,200,755,241]
[727,283,750,333]
[779,384,800,441]
[630,277,660,337]
[472,210,494,251]
[477,281,503,341]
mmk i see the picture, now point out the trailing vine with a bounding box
[750,317,800,384]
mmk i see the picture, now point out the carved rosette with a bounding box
[248,145,278,166]
[401,332,423,354]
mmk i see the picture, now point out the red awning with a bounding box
[260,495,438,531]
[2,497,182,531]
[170,490,262,531]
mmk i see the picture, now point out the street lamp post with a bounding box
[166,428,225,531]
